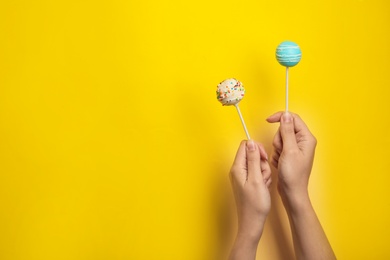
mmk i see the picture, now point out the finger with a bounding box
[246,140,262,183]
[261,158,271,181]
[230,141,247,179]
[257,143,269,161]
[269,111,315,141]
[271,154,279,168]
[266,111,283,123]
[272,127,283,152]
[293,115,317,154]
[266,177,272,188]
[291,113,314,139]
[269,112,313,138]
[280,112,299,151]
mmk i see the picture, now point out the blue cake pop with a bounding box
[275,41,302,112]
[276,41,302,67]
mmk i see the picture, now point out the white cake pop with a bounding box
[216,78,250,139]
[216,78,245,106]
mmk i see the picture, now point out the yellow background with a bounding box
[0,0,389,259]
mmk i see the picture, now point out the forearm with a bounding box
[229,229,262,260]
[283,193,336,260]
[229,215,265,260]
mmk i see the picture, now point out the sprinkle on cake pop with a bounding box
[216,78,250,139]
[216,78,245,106]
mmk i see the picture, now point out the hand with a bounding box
[266,112,317,203]
[230,140,272,243]
[267,112,336,260]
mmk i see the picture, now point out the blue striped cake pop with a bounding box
[276,41,302,67]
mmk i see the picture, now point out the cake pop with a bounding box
[216,78,250,139]
[275,41,302,112]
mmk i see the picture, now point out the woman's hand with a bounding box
[267,112,317,203]
[229,140,272,260]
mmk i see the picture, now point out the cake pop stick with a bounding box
[276,41,302,112]
[234,103,251,140]
[216,78,251,140]
[285,66,289,112]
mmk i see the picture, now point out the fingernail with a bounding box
[247,140,256,151]
[282,112,292,123]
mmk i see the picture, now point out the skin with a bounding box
[228,111,336,260]
[229,140,272,260]
[267,112,336,260]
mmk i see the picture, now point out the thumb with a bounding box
[246,140,262,183]
[280,113,298,151]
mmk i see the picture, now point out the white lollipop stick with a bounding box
[234,104,251,140]
[285,66,289,112]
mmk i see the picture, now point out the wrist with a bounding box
[279,188,312,215]
[230,227,262,258]
[236,214,266,245]
[230,234,259,260]
[236,226,263,245]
